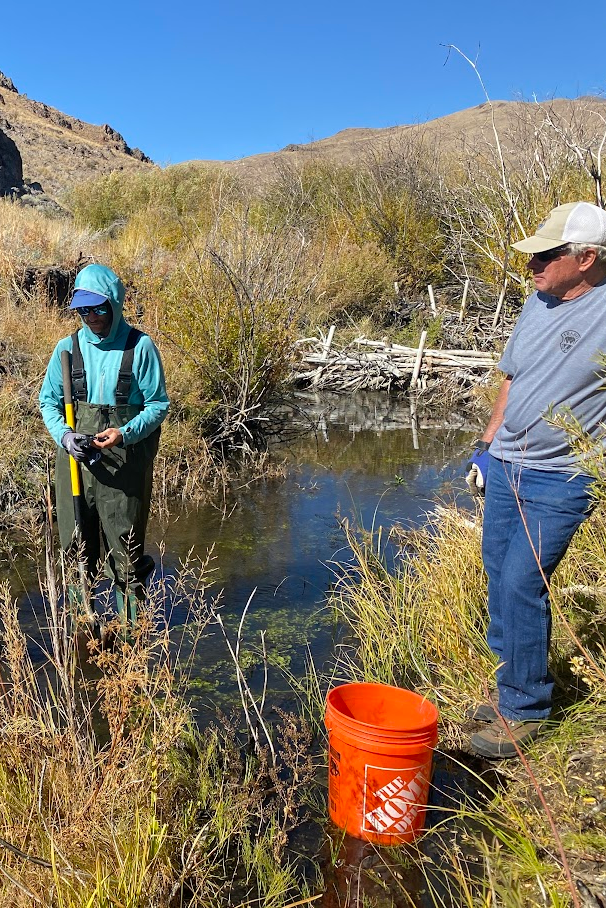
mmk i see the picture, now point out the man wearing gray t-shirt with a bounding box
[465,201,606,759]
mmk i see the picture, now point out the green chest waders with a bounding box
[60,349,97,627]
[56,329,160,625]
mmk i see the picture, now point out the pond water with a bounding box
[8,391,477,715]
[147,391,476,716]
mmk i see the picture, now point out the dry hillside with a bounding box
[1,64,606,200]
[204,96,606,189]
[0,70,154,199]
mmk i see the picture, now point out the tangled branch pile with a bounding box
[293,331,498,395]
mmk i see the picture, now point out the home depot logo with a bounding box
[363,767,428,835]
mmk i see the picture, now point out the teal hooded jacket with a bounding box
[39,264,169,446]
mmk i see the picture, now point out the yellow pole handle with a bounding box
[60,350,82,497]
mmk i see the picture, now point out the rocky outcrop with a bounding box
[0,71,18,93]
[101,123,151,162]
[0,120,65,213]
[17,182,67,216]
[0,125,23,194]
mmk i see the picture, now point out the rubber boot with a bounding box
[66,584,96,630]
[115,552,154,625]
[127,588,141,626]
[115,585,146,631]
[115,588,127,626]
[67,583,83,610]
[62,585,80,640]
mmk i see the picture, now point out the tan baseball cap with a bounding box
[512,201,606,254]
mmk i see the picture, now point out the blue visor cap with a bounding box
[70,289,110,309]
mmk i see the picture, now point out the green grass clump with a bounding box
[331,509,494,726]
[67,163,241,235]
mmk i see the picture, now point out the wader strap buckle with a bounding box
[115,328,142,406]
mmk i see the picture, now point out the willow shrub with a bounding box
[312,237,393,325]
[441,149,599,305]
[349,182,445,293]
[67,163,241,238]
[257,159,346,233]
[259,156,446,304]
[153,210,313,450]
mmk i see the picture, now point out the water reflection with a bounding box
[151,391,475,574]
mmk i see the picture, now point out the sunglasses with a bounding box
[78,304,110,317]
[534,245,569,263]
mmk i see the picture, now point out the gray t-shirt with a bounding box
[490,283,606,471]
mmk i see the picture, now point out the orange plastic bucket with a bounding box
[325,682,438,845]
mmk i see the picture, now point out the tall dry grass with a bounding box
[0,198,102,278]
[330,509,493,739]
[0,514,318,906]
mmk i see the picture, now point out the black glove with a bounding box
[62,430,92,463]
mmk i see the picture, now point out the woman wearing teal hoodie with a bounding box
[40,264,169,622]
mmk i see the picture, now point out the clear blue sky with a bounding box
[2,0,604,165]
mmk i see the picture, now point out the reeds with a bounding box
[330,509,494,725]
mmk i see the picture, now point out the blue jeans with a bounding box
[482,456,594,721]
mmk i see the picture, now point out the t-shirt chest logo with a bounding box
[560,330,581,353]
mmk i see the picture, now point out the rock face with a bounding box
[0,119,65,213]
[0,70,154,200]
[0,70,18,93]
[0,125,23,194]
